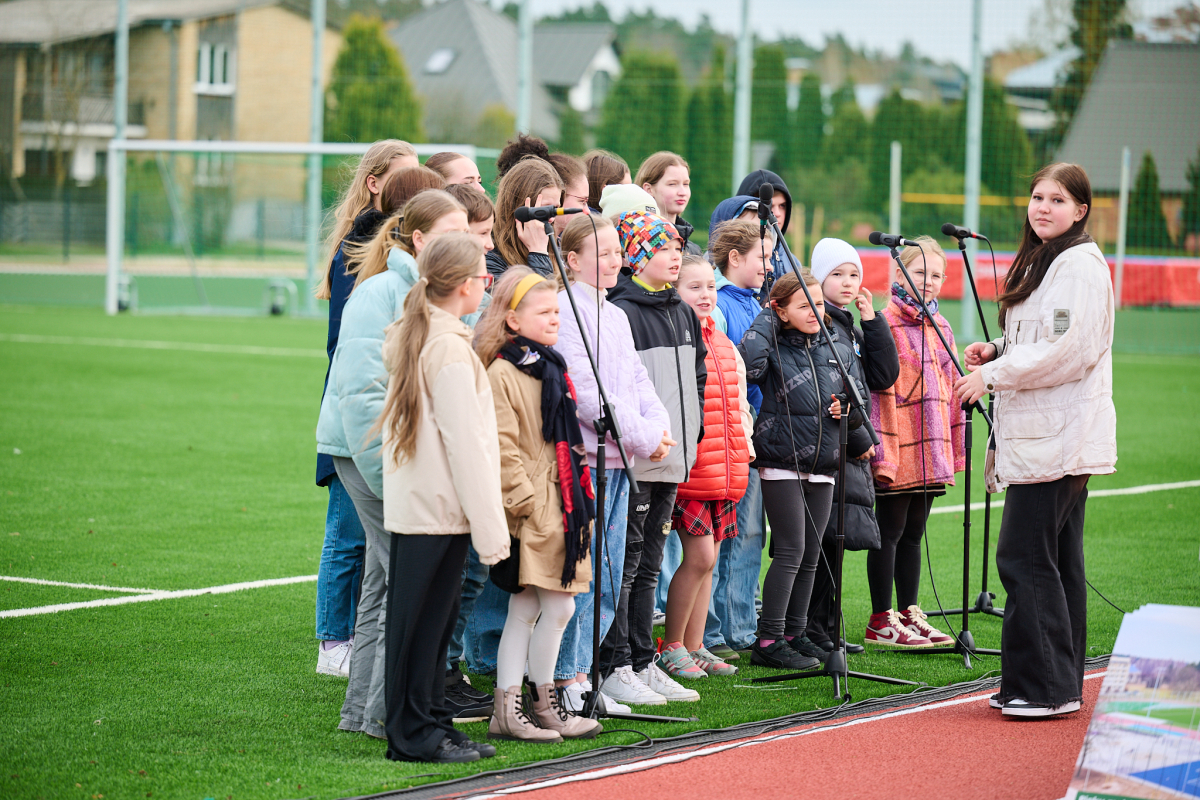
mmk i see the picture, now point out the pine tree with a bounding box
[792,72,825,169]
[750,45,788,160]
[597,50,686,172]
[1050,0,1133,148]
[1182,145,1200,253]
[556,106,585,155]
[1127,151,1173,249]
[325,15,423,143]
[823,81,868,167]
[867,90,927,209]
[685,45,732,228]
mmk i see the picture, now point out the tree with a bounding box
[685,45,732,226]
[1127,151,1173,249]
[1050,0,1133,147]
[792,72,825,169]
[866,90,929,209]
[556,106,585,156]
[325,15,423,143]
[750,44,788,161]
[1183,145,1200,253]
[823,82,869,167]
[947,78,1034,201]
[597,50,686,171]
[473,105,515,149]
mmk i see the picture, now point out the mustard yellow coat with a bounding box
[487,356,592,594]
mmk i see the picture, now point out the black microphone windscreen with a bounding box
[942,222,959,237]
[868,231,884,246]
[758,182,774,206]
[514,206,533,223]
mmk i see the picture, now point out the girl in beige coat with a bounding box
[377,233,509,764]
[474,267,603,743]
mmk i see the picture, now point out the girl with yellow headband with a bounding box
[472,267,603,743]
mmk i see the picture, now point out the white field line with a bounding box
[930,478,1200,516]
[0,575,317,619]
[0,575,156,593]
[468,670,1109,799]
[0,333,324,359]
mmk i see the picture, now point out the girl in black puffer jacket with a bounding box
[738,271,867,671]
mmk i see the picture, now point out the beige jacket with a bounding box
[488,356,592,593]
[381,305,510,565]
[981,241,1117,490]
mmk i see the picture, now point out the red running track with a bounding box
[500,672,1104,800]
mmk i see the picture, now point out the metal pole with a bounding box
[732,0,752,193]
[516,0,533,134]
[304,0,327,316]
[1115,146,1131,309]
[889,141,902,235]
[961,0,984,341]
[104,0,129,315]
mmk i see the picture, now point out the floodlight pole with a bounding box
[732,0,752,193]
[104,0,129,315]
[889,141,902,235]
[304,0,327,316]
[961,0,983,342]
[516,0,533,134]
[1114,146,1131,309]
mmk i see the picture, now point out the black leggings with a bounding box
[759,479,834,639]
[865,492,935,614]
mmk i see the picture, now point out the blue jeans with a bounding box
[447,546,489,673]
[705,469,763,650]
[463,567,508,676]
[655,530,681,614]
[315,475,366,641]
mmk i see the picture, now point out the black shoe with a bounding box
[788,635,829,662]
[445,675,493,722]
[810,634,836,652]
[844,640,865,654]
[460,737,496,758]
[388,736,479,763]
[446,667,492,701]
[750,639,821,671]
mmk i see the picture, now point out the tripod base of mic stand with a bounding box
[925,591,1005,619]
[891,629,1001,669]
[749,649,923,701]
[581,690,698,724]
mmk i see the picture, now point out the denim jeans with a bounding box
[315,475,366,641]
[705,469,763,650]
[555,467,630,680]
[655,531,682,614]
[463,569,508,676]
[447,545,489,673]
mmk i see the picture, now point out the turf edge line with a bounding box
[929,478,1200,516]
[0,575,156,593]
[0,332,325,358]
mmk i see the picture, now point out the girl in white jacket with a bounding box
[956,162,1116,719]
[377,232,510,763]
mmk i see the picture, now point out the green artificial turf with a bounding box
[1,305,1199,800]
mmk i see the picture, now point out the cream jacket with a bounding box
[381,305,510,565]
[981,241,1117,489]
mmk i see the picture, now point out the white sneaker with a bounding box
[600,665,667,706]
[638,656,700,702]
[560,681,632,714]
[651,610,666,627]
[317,641,351,678]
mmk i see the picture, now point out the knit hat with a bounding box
[617,212,680,272]
[810,237,863,284]
[600,184,658,219]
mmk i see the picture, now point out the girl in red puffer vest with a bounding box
[661,254,753,678]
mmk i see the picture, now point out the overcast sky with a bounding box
[523,0,1190,68]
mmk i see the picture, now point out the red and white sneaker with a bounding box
[900,605,955,646]
[864,609,933,648]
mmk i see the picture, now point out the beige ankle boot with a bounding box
[529,682,602,739]
[487,686,562,742]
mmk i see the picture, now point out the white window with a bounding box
[424,48,455,75]
[195,43,235,95]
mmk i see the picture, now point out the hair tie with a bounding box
[416,276,429,287]
[509,273,546,310]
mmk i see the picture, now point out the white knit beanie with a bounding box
[809,237,863,284]
[599,184,658,219]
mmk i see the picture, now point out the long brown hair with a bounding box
[583,149,628,210]
[998,163,1093,329]
[380,232,485,464]
[317,139,417,300]
[548,153,586,202]
[424,151,468,179]
[378,166,446,216]
[445,183,495,224]
[473,266,559,367]
[347,190,465,290]
[560,212,615,287]
[635,151,689,188]
[710,220,772,269]
[493,157,563,267]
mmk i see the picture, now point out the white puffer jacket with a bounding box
[981,241,1117,490]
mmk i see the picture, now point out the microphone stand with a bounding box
[541,218,696,724]
[924,235,1004,622]
[749,215,920,700]
[883,245,999,669]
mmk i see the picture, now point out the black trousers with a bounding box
[759,479,834,639]
[995,475,1090,707]
[866,492,937,614]
[806,535,839,645]
[384,532,469,762]
[601,481,675,674]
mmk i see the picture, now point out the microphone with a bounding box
[868,231,920,248]
[515,205,584,224]
[757,183,774,240]
[941,223,988,241]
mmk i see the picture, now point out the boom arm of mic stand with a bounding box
[767,218,880,447]
[542,220,639,495]
[957,238,992,346]
[887,246,993,428]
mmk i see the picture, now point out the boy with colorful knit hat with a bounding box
[599,212,710,706]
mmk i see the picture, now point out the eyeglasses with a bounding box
[563,193,589,208]
[470,273,495,290]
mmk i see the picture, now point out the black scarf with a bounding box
[497,336,595,586]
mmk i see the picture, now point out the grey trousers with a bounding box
[334,456,390,739]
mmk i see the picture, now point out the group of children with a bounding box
[311,138,975,762]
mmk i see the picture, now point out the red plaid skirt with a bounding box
[671,498,738,542]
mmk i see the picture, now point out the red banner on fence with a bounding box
[856,249,1200,307]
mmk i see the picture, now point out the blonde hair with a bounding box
[560,213,614,287]
[897,235,946,269]
[380,232,485,464]
[317,139,417,300]
[494,158,564,267]
[635,151,689,188]
[710,220,773,269]
[473,266,558,367]
[347,190,465,291]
